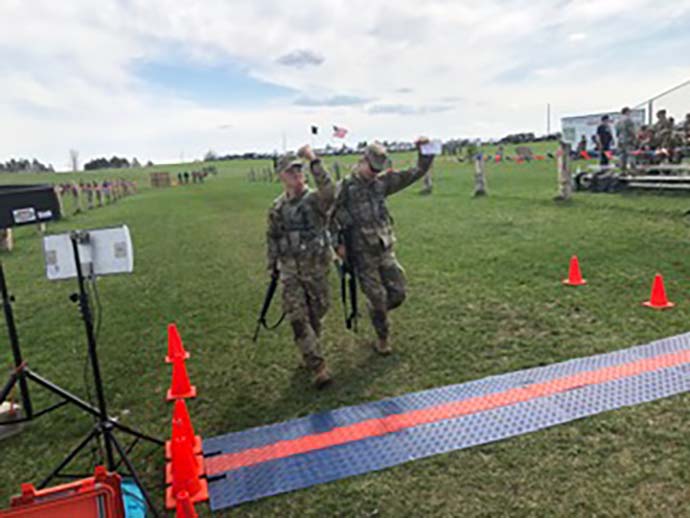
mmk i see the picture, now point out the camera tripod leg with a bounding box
[38,427,100,489]
[110,420,164,446]
[27,369,102,418]
[110,431,160,518]
[0,372,18,406]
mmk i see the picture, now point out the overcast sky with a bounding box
[2,0,690,168]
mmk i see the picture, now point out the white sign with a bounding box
[420,139,442,156]
[12,207,36,224]
[561,109,646,149]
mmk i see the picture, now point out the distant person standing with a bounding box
[684,113,690,144]
[596,115,613,166]
[615,107,638,173]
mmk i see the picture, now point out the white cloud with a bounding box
[1,0,690,167]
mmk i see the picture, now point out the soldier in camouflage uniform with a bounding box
[330,138,434,355]
[615,107,638,173]
[266,145,335,388]
[652,109,673,150]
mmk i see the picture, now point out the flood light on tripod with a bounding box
[42,225,134,281]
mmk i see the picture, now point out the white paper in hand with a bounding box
[420,139,442,156]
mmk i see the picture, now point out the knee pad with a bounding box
[388,287,406,310]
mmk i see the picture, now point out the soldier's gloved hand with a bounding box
[297,145,317,162]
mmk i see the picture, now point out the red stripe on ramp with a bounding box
[206,349,690,476]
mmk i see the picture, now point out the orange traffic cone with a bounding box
[562,256,586,286]
[166,399,202,459]
[165,432,205,484]
[167,355,197,401]
[166,323,190,363]
[165,433,208,509]
[643,273,674,309]
[175,491,198,518]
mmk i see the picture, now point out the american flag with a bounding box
[332,125,348,138]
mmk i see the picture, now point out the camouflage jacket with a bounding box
[652,119,673,137]
[615,117,637,148]
[266,160,335,270]
[331,153,434,254]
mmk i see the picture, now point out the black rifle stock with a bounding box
[340,228,358,331]
[252,270,284,342]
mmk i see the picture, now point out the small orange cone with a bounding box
[167,355,197,401]
[643,273,674,309]
[175,491,198,518]
[166,399,202,458]
[562,256,587,286]
[166,323,190,363]
[165,433,208,509]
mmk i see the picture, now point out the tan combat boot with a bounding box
[313,363,333,389]
[373,337,393,356]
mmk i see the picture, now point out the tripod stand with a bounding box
[0,234,164,516]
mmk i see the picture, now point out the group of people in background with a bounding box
[56,178,137,215]
[575,109,690,170]
[177,170,210,185]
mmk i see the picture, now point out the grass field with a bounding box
[1,146,690,517]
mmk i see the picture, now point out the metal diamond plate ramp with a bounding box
[204,331,690,511]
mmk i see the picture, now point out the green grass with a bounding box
[1,147,690,517]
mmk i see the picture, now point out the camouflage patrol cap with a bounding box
[277,154,303,174]
[363,142,388,172]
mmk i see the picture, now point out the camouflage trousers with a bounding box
[355,248,406,340]
[281,263,330,371]
[421,171,433,192]
[619,145,635,173]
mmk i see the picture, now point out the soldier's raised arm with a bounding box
[382,137,435,196]
[298,144,335,213]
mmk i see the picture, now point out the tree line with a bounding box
[0,158,54,173]
[84,156,153,170]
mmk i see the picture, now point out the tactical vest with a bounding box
[274,190,329,258]
[341,176,396,252]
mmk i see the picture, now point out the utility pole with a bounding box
[648,100,653,125]
[547,103,551,135]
